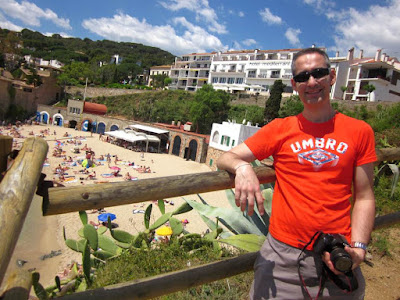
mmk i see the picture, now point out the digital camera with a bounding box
[313,232,353,273]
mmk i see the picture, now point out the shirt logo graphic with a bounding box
[298,149,339,171]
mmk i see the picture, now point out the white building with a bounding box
[168,49,301,94]
[331,48,400,102]
[148,65,172,86]
[209,120,260,152]
[209,48,303,94]
[166,47,400,102]
[169,52,212,91]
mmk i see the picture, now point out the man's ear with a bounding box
[291,78,297,91]
[330,68,337,86]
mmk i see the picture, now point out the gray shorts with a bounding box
[249,234,365,300]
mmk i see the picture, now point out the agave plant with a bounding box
[183,160,274,252]
[375,162,400,198]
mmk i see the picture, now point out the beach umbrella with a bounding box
[98,213,116,222]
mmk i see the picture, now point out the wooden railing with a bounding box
[1,137,400,299]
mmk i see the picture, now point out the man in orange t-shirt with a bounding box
[217,48,376,299]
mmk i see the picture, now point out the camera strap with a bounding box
[323,265,358,293]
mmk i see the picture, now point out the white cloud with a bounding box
[0,0,71,30]
[303,0,335,14]
[259,8,282,25]
[159,0,227,34]
[82,13,226,55]
[242,39,257,47]
[231,41,241,50]
[331,0,400,57]
[0,12,23,31]
[44,32,73,38]
[285,28,302,47]
[238,11,245,17]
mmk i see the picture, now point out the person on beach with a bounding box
[217,48,376,299]
[124,172,132,181]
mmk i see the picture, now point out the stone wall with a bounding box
[168,129,208,163]
[65,86,150,99]
[205,146,225,171]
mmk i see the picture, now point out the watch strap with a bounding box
[351,241,367,251]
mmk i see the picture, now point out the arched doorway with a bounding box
[40,112,49,124]
[110,124,119,131]
[188,139,198,161]
[172,136,181,156]
[91,121,97,133]
[82,119,93,132]
[97,122,106,134]
[69,120,77,129]
[53,113,64,126]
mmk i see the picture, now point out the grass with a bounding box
[91,239,253,299]
[374,172,400,215]
[371,231,392,257]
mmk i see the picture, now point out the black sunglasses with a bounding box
[293,68,330,83]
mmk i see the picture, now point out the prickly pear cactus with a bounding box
[83,224,98,250]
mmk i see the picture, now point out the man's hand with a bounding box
[234,164,265,216]
[322,246,366,275]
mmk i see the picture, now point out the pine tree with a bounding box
[264,80,286,123]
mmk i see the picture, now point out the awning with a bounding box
[104,130,160,143]
[129,124,169,134]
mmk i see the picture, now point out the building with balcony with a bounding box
[148,65,172,87]
[331,48,400,102]
[209,48,302,94]
[169,52,214,91]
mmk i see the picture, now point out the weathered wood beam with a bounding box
[0,269,32,300]
[43,165,276,215]
[43,148,400,216]
[0,135,13,176]
[58,251,258,300]
[0,138,48,286]
[374,211,400,230]
[374,147,400,165]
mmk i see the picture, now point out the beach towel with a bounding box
[128,177,138,181]
[64,178,77,183]
[43,163,50,167]
[101,173,114,178]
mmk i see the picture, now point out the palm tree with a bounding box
[340,86,348,100]
[363,84,376,101]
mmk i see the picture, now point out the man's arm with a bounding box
[323,162,375,273]
[217,143,265,216]
[348,162,376,266]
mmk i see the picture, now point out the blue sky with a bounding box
[0,0,399,58]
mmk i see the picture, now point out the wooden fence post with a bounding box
[0,135,13,175]
[0,138,48,286]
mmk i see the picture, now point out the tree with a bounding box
[228,104,265,126]
[279,95,304,118]
[264,80,286,122]
[340,86,348,100]
[164,77,172,88]
[189,84,230,134]
[363,84,376,101]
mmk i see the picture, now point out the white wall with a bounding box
[209,121,260,151]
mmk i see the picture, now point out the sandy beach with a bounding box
[1,123,230,290]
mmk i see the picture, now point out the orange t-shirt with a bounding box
[245,112,376,249]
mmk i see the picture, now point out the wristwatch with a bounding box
[351,241,368,251]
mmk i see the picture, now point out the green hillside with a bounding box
[0,28,175,83]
